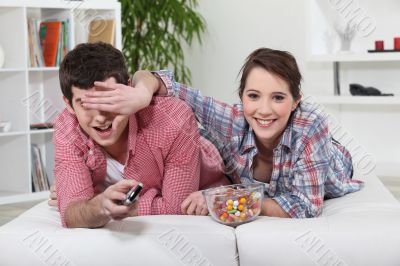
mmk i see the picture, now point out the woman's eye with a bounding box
[247,93,259,99]
[273,95,284,101]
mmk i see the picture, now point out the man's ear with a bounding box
[63,96,75,114]
[292,95,302,111]
[128,78,132,86]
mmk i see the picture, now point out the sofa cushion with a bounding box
[235,174,400,266]
[0,202,238,266]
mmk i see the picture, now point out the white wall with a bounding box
[183,0,331,104]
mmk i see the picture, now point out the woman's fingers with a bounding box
[186,201,197,215]
[181,197,192,214]
[93,81,119,91]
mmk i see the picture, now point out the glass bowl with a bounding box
[203,183,264,226]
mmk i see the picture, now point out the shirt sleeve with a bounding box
[137,105,201,215]
[273,119,331,218]
[54,128,94,227]
[154,70,244,143]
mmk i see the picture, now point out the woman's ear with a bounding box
[63,96,75,114]
[292,95,302,111]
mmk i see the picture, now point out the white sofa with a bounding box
[1,174,400,266]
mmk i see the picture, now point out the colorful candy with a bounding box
[206,185,263,225]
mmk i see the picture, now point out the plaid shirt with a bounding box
[155,70,364,218]
[54,97,202,227]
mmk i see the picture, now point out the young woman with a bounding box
[81,48,363,218]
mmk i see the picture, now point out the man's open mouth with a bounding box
[93,124,112,132]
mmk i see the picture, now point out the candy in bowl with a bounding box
[203,183,264,226]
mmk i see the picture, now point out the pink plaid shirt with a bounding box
[54,97,210,227]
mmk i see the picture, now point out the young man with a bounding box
[54,42,224,228]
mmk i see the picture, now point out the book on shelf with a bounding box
[28,19,70,67]
[30,122,53,130]
[28,18,44,67]
[39,21,62,67]
[31,144,50,192]
[88,19,115,45]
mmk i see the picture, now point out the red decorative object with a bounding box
[375,40,384,51]
[394,37,400,50]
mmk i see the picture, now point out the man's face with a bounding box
[64,77,129,147]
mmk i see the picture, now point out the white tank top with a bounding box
[103,153,125,188]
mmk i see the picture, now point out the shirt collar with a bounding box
[279,112,295,151]
[239,126,257,155]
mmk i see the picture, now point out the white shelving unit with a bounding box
[308,53,400,63]
[0,0,121,205]
[313,96,400,105]
[308,0,400,178]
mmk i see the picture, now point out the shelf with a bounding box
[0,0,120,205]
[308,53,400,63]
[0,191,49,205]
[0,0,119,10]
[0,68,25,72]
[0,131,27,137]
[28,67,59,72]
[312,96,400,105]
[29,129,54,134]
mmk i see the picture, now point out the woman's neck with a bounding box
[255,135,280,156]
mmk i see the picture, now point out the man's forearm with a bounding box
[132,70,167,95]
[65,194,110,228]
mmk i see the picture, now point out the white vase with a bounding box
[0,45,4,68]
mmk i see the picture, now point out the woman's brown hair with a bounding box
[238,48,302,101]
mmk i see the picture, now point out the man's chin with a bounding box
[91,135,116,147]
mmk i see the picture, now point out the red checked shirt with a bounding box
[54,97,202,227]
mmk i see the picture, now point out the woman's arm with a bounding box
[151,70,246,143]
[261,198,291,218]
[272,119,331,218]
[81,70,246,144]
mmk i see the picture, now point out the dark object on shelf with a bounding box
[349,83,394,96]
[30,122,53,130]
[395,37,400,50]
[368,49,400,53]
[375,40,384,51]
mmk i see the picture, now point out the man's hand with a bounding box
[48,184,58,207]
[64,179,141,228]
[181,191,209,216]
[100,179,140,220]
[47,180,140,219]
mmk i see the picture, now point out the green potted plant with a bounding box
[120,0,206,84]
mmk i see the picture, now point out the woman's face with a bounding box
[242,67,300,149]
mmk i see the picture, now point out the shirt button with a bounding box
[89,150,93,155]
